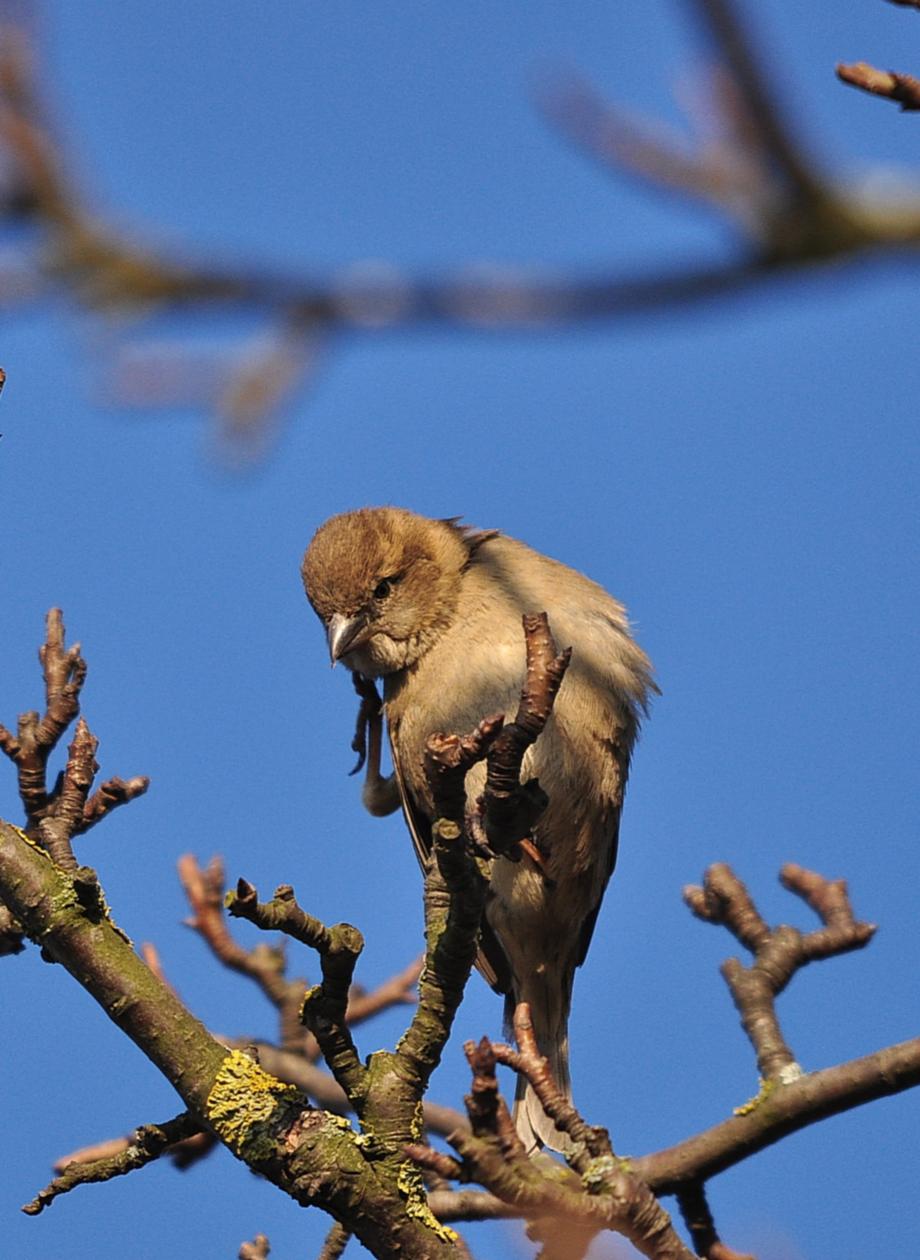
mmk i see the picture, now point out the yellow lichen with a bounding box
[206,1050,303,1161]
[299,983,323,1023]
[398,1160,458,1243]
[733,1077,776,1117]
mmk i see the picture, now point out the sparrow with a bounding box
[302,507,654,1151]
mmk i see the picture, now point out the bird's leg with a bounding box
[350,671,400,817]
[469,794,555,886]
[518,836,554,887]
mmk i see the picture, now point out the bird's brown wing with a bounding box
[388,722,512,995]
[575,810,621,968]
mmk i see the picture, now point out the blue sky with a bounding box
[2,4,919,1258]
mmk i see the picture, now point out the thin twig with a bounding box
[24,1113,201,1215]
[492,1003,613,1171]
[836,62,920,110]
[239,1234,270,1260]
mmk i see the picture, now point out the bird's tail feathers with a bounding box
[507,971,577,1158]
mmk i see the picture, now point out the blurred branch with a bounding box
[239,1236,271,1260]
[2,10,920,453]
[318,1223,351,1260]
[837,62,920,110]
[837,0,920,110]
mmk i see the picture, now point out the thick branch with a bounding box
[0,818,229,1108]
[633,1034,920,1192]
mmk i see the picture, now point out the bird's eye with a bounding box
[373,576,398,600]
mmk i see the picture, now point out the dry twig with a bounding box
[0,609,147,869]
[837,62,920,110]
[23,1113,201,1215]
[683,862,876,1081]
[239,1234,271,1260]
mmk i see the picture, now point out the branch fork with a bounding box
[684,862,876,1082]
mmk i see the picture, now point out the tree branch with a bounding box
[226,880,368,1103]
[23,1113,201,1215]
[683,863,876,1081]
[836,62,920,110]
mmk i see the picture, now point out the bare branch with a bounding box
[633,1034,920,1193]
[226,879,367,1101]
[76,774,150,834]
[481,612,570,856]
[23,1113,201,1215]
[687,0,822,198]
[676,1183,755,1260]
[684,863,875,1080]
[439,1035,696,1260]
[540,73,759,217]
[239,1235,271,1260]
[492,1003,613,1170]
[1,609,85,834]
[836,62,920,110]
[345,954,423,1024]
[317,1223,351,1260]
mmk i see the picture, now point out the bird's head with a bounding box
[302,507,483,676]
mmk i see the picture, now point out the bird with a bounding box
[302,506,654,1152]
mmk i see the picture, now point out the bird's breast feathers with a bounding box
[385,534,651,829]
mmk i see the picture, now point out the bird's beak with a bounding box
[327,612,367,666]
